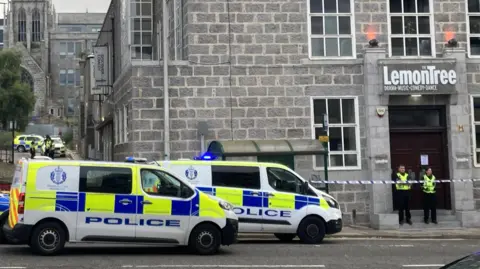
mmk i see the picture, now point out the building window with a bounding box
[17,8,26,42]
[75,69,81,86]
[130,0,153,60]
[60,41,83,58]
[123,104,128,142]
[59,70,66,85]
[308,0,354,58]
[388,0,434,57]
[67,69,75,85]
[167,0,184,60]
[312,97,360,170]
[471,96,480,166]
[67,98,75,115]
[117,109,123,144]
[31,8,41,42]
[468,0,480,56]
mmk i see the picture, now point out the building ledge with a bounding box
[301,58,363,66]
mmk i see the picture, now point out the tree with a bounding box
[0,49,35,130]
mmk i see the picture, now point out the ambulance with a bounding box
[151,159,343,244]
[2,158,238,255]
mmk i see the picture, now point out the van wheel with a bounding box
[30,222,66,256]
[188,223,222,255]
[274,233,296,242]
[17,146,25,152]
[297,216,326,244]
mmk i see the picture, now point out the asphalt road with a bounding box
[0,238,475,269]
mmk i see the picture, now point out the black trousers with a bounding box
[48,150,55,159]
[396,190,411,222]
[423,192,437,222]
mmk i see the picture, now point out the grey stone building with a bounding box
[3,0,103,132]
[88,0,480,229]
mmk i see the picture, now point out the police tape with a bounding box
[309,179,480,184]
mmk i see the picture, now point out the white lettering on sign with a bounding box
[383,65,456,93]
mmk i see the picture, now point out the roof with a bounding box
[57,13,106,25]
[156,160,290,169]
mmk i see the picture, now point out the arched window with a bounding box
[17,8,26,42]
[32,8,41,42]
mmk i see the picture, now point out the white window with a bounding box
[471,96,480,166]
[59,70,66,85]
[307,0,355,59]
[311,97,360,170]
[388,0,434,57]
[114,112,119,145]
[118,109,124,144]
[468,1,480,56]
[61,41,83,58]
[123,104,128,142]
[67,69,75,86]
[167,0,184,60]
[130,0,153,60]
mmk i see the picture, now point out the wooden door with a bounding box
[390,132,450,209]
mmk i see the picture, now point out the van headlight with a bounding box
[323,195,339,209]
[218,201,233,211]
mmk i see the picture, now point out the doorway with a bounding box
[389,106,451,210]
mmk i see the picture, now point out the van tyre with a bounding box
[297,216,326,244]
[189,223,221,255]
[274,233,296,242]
[30,222,66,256]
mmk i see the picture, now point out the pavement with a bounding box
[0,238,475,268]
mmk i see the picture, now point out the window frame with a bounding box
[467,2,480,58]
[470,95,480,167]
[79,166,133,194]
[17,8,27,42]
[211,165,262,190]
[31,8,41,42]
[386,0,436,58]
[123,104,128,142]
[59,69,66,85]
[129,0,154,61]
[310,96,361,171]
[306,0,356,60]
[266,167,313,195]
[140,168,195,199]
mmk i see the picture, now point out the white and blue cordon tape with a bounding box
[309,179,480,184]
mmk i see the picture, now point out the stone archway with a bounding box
[20,67,34,91]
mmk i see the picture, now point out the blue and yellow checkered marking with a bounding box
[49,191,202,216]
[196,186,327,210]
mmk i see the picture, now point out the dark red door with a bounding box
[390,132,450,209]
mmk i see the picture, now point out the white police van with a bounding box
[150,159,343,244]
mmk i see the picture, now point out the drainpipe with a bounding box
[162,0,170,160]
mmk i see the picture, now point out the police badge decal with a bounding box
[50,166,67,185]
[185,166,198,180]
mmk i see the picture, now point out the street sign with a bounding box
[319,135,329,143]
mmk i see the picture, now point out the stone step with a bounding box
[409,209,452,216]
[399,220,461,230]
[410,214,458,221]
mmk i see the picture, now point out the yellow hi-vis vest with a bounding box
[396,173,411,190]
[423,175,436,194]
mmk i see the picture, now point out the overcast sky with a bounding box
[51,0,111,13]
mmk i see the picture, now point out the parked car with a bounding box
[440,251,480,268]
[0,191,9,244]
[50,136,66,157]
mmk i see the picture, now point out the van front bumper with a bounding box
[326,219,342,234]
[221,218,238,245]
[2,222,32,244]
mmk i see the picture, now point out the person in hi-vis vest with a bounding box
[394,164,412,225]
[422,167,437,224]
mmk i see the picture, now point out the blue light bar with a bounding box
[125,156,148,163]
[194,152,217,161]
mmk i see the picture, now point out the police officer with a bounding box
[30,141,36,159]
[422,167,437,224]
[44,135,54,159]
[394,164,412,225]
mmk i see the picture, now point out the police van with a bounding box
[152,160,342,244]
[2,158,238,255]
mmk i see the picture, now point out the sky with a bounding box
[0,0,111,17]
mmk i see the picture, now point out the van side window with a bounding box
[18,137,25,141]
[141,169,194,198]
[267,167,313,195]
[79,166,132,194]
[212,166,261,189]
[25,137,34,141]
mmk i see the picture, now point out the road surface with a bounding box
[0,238,475,269]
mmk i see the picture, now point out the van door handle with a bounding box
[250,191,261,196]
[267,193,275,197]
[141,200,153,205]
[119,199,132,204]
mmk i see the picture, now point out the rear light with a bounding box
[18,193,25,214]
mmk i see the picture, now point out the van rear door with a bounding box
[8,159,27,228]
